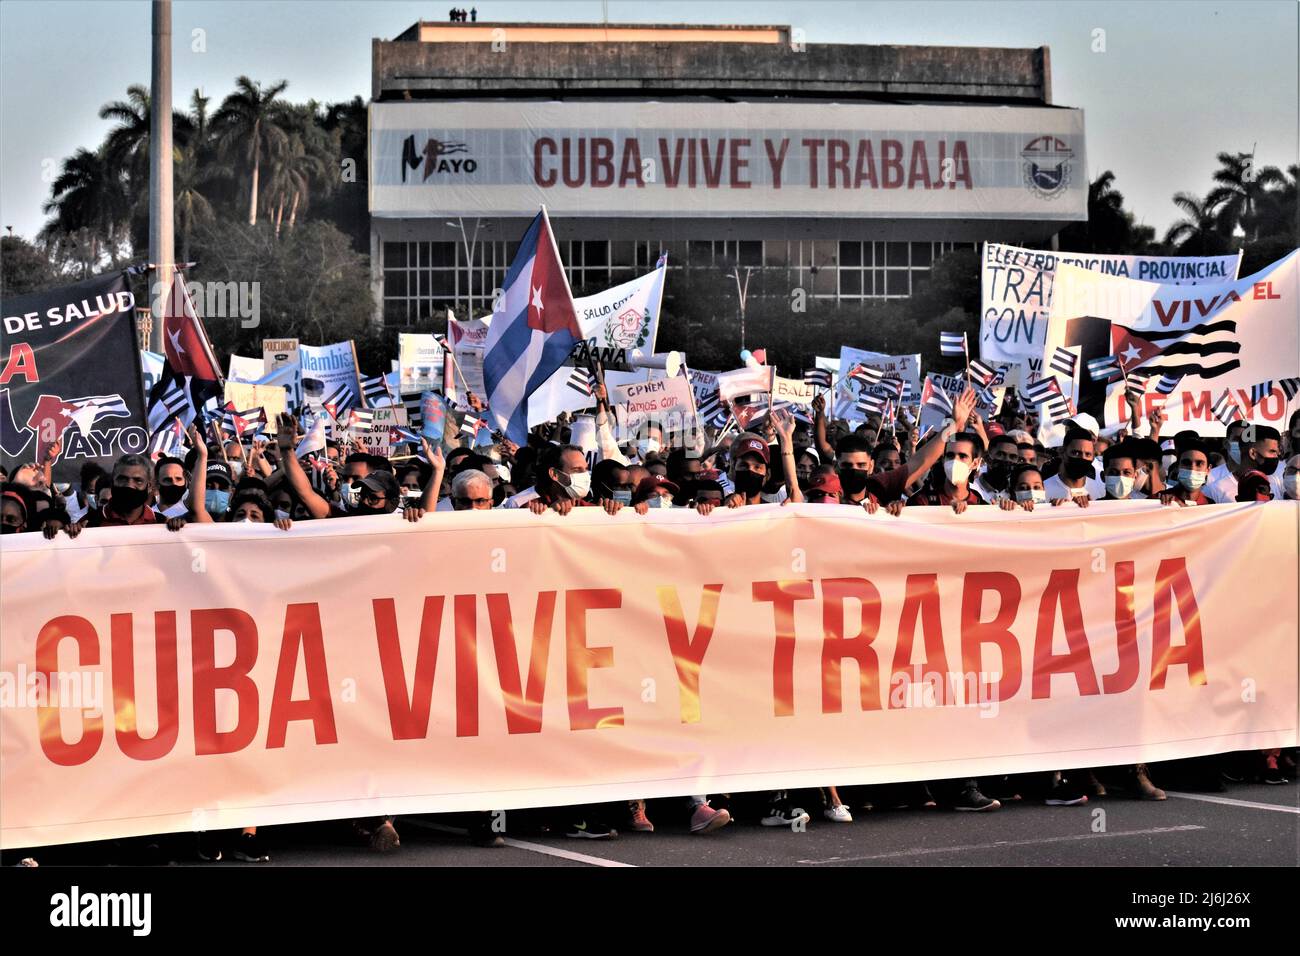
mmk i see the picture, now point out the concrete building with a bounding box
[369,21,1086,325]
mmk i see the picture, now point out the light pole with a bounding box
[732,266,753,352]
[148,0,174,352]
[448,217,482,317]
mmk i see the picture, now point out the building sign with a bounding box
[370,102,1086,220]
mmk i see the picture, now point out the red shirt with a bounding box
[906,485,985,507]
[863,466,911,506]
[86,504,165,527]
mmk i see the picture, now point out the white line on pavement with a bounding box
[797,825,1205,865]
[1165,791,1300,814]
[403,818,636,867]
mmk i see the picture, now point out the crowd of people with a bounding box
[3,379,1298,864]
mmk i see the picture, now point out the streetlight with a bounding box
[732,266,753,352]
[446,217,488,318]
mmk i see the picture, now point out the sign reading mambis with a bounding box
[371,102,1087,219]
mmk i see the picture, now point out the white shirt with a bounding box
[500,486,540,509]
[1044,472,1105,501]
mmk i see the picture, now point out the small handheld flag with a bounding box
[939,331,967,357]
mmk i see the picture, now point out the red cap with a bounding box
[805,472,843,496]
[633,476,680,502]
[732,436,770,464]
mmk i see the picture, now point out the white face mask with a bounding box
[339,482,360,507]
[1179,468,1207,490]
[229,461,245,480]
[944,458,971,486]
[1284,473,1300,499]
[637,438,661,459]
[1105,475,1135,499]
[1015,489,1047,504]
[760,490,783,503]
[565,471,592,499]
[1133,467,1150,491]
[647,495,672,509]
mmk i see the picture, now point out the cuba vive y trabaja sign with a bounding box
[1,272,147,483]
[2,502,1296,849]
[370,101,1087,219]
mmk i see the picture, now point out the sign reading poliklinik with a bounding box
[370,101,1087,219]
[1,272,147,484]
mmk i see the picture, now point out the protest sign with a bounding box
[772,375,817,406]
[226,354,264,383]
[917,371,1005,434]
[3,502,1294,848]
[979,242,1242,367]
[262,338,299,376]
[299,342,363,411]
[1049,250,1299,435]
[398,333,444,394]
[836,347,922,419]
[612,376,696,438]
[223,382,287,424]
[1,272,147,483]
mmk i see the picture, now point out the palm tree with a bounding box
[1060,170,1147,253]
[262,104,336,235]
[174,146,216,262]
[41,147,129,275]
[212,76,291,226]
[1163,192,1232,256]
[1249,164,1298,245]
[99,83,194,186]
[1206,151,1285,241]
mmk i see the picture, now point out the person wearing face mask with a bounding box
[998,463,1049,511]
[81,454,187,532]
[794,447,820,492]
[1208,420,1249,485]
[522,444,596,515]
[907,432,987,514]
[1043,429,1104,506]
[222,490,292,531]
[1282,454,1300,500]
[631,475,679,511]
[804,468,843,504]
[1158,442,1214,506]
[1205,425,1284,503]
[204,461,235,520]
[974,434,1021,503]
[1100,441,1147,501]
[590,458,635,514]
[1,483,33,534]
[153,456,191,514]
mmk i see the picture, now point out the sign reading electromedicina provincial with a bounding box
[369,102,1087,219]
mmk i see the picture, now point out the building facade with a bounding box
[369,21,1086,325]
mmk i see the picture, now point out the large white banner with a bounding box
[371,102,1088,220]
[1050,250,1300,435]
[980,243,1243,366]
[2,503,1295,849]
[299,342,363,411]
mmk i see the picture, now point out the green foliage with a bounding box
[1,235,59,298]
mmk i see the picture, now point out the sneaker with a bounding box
[689,802,731,834]
[952,784,1001,812]
[628,800,654,832]
[761,805,812,827]
[232,831,270,863]
[1263,755,1290,786]
[1081,770,1107,798]
[565,820,617,840]
[1044,783,1089,807]
[195,831,222,862]
[823,804,853,823]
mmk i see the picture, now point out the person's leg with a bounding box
[687,795,731,834]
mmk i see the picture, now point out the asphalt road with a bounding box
[152,779,1297,868]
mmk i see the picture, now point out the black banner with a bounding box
[1,272,147,484]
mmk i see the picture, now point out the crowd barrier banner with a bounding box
[1,501,1296,848]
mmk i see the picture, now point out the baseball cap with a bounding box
[359,471,400,501]
[633,476,679,502]
[206,462,234,486]
[1067,413,1100,437]
[732,435,770,464]
[805,472,843,496]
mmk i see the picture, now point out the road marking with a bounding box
[403,819,636,867]
[1165,791,1300,814]
[798,825,1205,865]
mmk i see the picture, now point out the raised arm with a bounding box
[275,413,333,520]
[187,423,214,523]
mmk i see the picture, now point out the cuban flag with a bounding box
[483,208,581,444]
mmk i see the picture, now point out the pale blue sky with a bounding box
[1,0,1295,240]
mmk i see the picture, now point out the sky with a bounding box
[1,0,1295,241]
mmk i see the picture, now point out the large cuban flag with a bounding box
[483,208,582,444]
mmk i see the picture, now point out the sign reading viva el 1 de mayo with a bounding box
[370,102,1087,219]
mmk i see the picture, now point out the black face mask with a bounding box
[0,524,19,534]
[984,462,1011,491]
[731,470,764,496]
[1063,457,1094,481]
[350,504,390,517]
[158,484,187,506]
[110,485,150,513]
[838,468,871,495]
[1254,455,1280,476]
